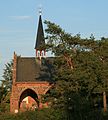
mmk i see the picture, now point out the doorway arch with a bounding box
[19,88,39,111]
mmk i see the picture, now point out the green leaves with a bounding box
[2,60,13,91]
[43,20,108,118]
[0,60,13,112]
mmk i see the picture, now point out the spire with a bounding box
[35,12,45,50]
[35,9,46,58]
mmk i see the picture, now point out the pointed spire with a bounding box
[35,10,45,50]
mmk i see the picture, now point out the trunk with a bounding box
[64,54,74,70]
[103,91,107,112]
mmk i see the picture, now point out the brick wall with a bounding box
[10,53,53,113]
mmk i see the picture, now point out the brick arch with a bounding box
[43,83,54,94]
[10,82,53,113]
[18,87,39,100]
[19,88,39,110]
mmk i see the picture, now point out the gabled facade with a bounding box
[10,13,54,113]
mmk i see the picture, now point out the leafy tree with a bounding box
[0,83,6,103]
[2,60,13,91]
[43,20,108,119]
[0,82,11,112]
[0,60,13,112]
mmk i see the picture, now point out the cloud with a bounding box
[9,15,31,20]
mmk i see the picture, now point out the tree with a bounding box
[44,20,105,94]
[2,60,13,91]
[0,60,13,112]
[93,38,108,112]
[43,20,108,119]
[0,83,6,103]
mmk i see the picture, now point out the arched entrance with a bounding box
[19,89,39,111]
[10,82,53,113]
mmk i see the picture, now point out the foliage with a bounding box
[0,109,108,120]
[0,60,13,112]
[43,20,108,119]
[2,60,13,91]
[0,84,7,103]
[0,87,11,112]
[0,108,64,120]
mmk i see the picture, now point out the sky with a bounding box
[0,0,108,80]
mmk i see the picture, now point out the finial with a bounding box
[39,4,42,15]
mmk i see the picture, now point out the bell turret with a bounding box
[35,10,46,58]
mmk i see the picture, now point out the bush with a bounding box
[0,108,108,120]
[0,108,64,120]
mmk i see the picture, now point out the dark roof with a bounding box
[16,57,54,82]
[35,15,45,49]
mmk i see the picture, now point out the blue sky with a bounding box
[0,0,108,80]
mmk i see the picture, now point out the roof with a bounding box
[35,15,45,49]
[16,57,54,82]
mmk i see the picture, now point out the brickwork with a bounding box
[12,52,17,84]
[10,53,53,113]
[10,82,52,113]
[10,14,54,113]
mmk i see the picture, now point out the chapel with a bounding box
[10,12,54,113]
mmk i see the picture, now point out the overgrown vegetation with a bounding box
[0,108,108,120]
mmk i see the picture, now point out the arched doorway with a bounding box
[19,89,39,111]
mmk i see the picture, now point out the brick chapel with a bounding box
[10,12,54,113]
